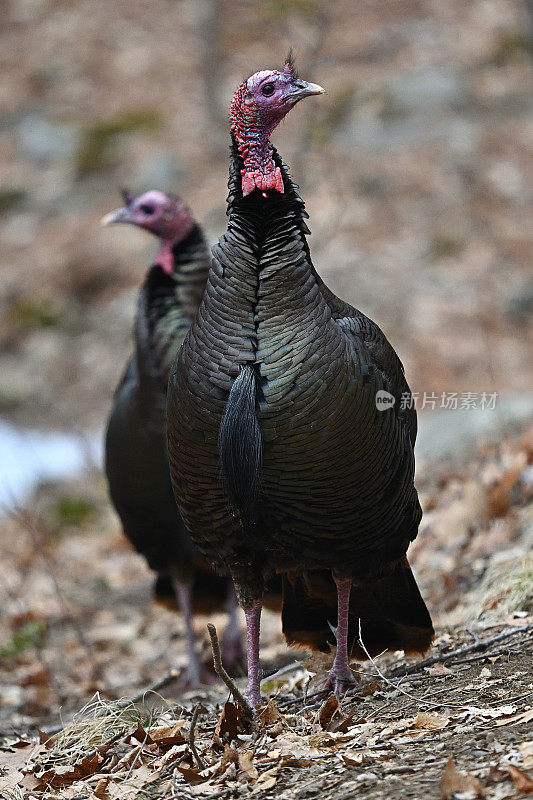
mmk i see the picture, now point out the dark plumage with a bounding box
[103,190,242,684]
[167,63,433,704]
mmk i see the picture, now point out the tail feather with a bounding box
[219,365,262,520]
[282,559,434,658]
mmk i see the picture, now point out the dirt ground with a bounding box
[1,629,532,799]
[0,426,531,798]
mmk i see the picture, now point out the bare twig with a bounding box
[386,624,533,679]
[206,623,255,720]
[467,628,481,645]
[261,661,306,681]
[188,704,205,770]
[357,619,421,705]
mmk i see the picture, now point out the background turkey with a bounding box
[167,60,434,706]
[102,189,242,685]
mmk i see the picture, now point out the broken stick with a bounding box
[207,623,255,719]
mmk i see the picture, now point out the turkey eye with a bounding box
[139,204,154,215]
[262,83,275,96]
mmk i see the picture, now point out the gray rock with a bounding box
[416,394,533,464]
[386,67,469,112]
[335,67,477,153]
[338,111,480,153]
[17,112,79,164]
[133,151,186,191]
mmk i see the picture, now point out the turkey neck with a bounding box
[135,223,209,388]
[219,140,327,344]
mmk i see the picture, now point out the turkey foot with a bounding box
[174,580,214,688]
[322,661,359,695]
[322,575,359,696]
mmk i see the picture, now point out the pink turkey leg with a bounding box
[244,599,262,707]
[323,575,359,695]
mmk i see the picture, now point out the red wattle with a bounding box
[155,241,175,275]
[241,167,284,197]
[230,82,285,197]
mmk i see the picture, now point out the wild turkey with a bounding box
[102,189,242,684]
[167,59,433,705]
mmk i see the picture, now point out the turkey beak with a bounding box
[100,206,132,226]
[291,81,325,100]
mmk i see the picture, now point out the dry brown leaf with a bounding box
[217,743,238,775]
[519,742,533,770]
[329,705,359,733]
[131,723,153,745]
[19,666,49,687]
[32,752,103,788]
[487,458,525,517]
[413,712,449,730]
[252,768,279,795]
[440,758,485,799]
[0,744,37,778]
[277,733,323,764]
[93,777,108,799]
[362,680,382,695]
[19,773,41,791]
[154,742,188,769]
[107,765,160,799]
[506,764,533,794]
[214,701,249,744]
[318,694,339,730]
[259,698,282,727]
[257,775,277,791]
[495,708,533,727]
[176,765,204,784]
[426,663,453,676]
[267,721,284,737]
[485,765,509,786]
[462,705,516,720]
[342,750,371,767]
[188,779,219,796]
[149,722,187,748]
[238,750,259,781]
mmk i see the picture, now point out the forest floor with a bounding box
[0,424,532,799]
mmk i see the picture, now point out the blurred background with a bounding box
[0,0,531,730]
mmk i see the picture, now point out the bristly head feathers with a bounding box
[120,188,135,206]
[229,56,324,196]
[284,49,298,79]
